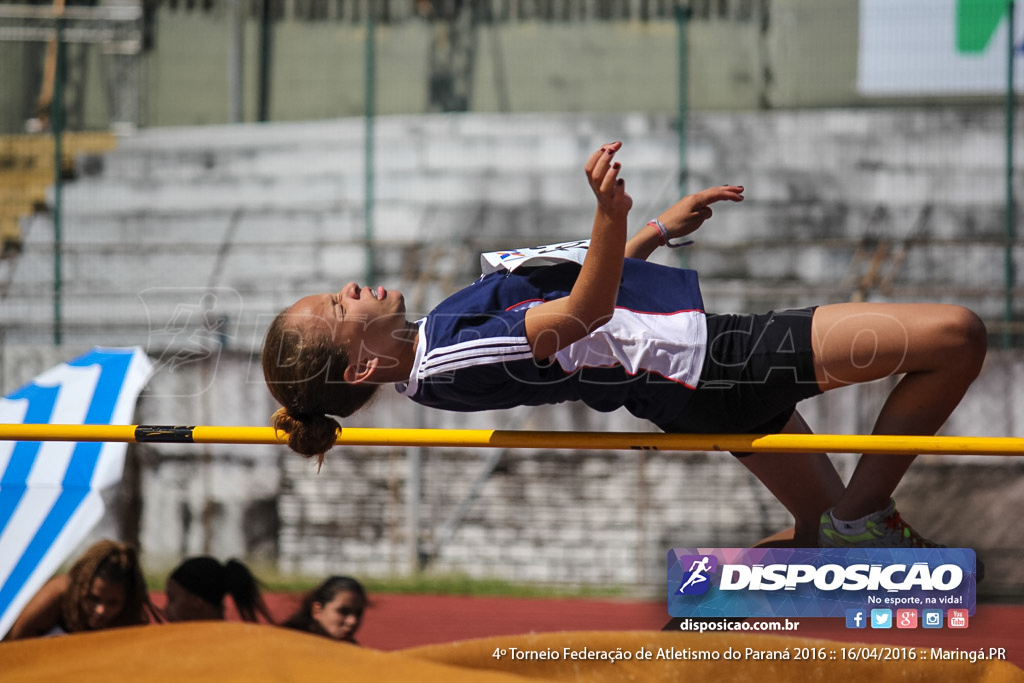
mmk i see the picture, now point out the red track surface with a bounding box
[153,592,1024,668]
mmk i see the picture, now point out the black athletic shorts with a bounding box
[659,307,822,456]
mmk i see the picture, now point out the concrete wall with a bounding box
[136,0,863,125]
[0,42,34,128]
[3,344,1023,593]
[272,348,1024,593]
[0,0,928,133]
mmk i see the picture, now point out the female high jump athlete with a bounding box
[261,141,986,549]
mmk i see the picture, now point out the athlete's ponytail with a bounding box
[221,559,272,623]
[169,556,272,623]
[270,407,343,463]
[262,309,378,466]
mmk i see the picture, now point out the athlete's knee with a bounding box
[949,306,987,360]
[938,306,987,375]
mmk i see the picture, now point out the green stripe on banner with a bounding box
[958,0,1010,53]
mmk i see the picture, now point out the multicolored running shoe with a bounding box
[818,499,943,548]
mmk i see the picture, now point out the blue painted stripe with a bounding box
[0,486,91,619]
[0,384,61,539]
[0,349,136,623]
[62,351,133,489]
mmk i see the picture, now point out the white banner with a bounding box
[0,347,153,638]
[859,0,1024,95]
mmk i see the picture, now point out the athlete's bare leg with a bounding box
[739,411,845,547]
[810,302,986,520]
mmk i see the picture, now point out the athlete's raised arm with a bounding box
[624,185,744,261]
[524,141,632,360]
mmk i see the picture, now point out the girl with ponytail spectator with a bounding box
[163,556,273,624]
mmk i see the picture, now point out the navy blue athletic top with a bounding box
[397,259,707,427]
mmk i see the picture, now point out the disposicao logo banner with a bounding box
[667,548,977,618]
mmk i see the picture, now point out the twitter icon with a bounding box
[870,609,893,629]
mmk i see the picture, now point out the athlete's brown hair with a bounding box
[61,540,156,632]
[261,309,378,465]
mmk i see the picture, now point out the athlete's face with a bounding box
[83,577,126,630]
[163,577,210,622]
[311,589,365,642]
[163,577,189,622]
[287,283,409,373]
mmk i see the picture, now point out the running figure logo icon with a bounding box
[676,555,718,596]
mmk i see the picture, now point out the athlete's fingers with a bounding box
[584,147,605,175]
[585,141,621,181]
[592,145,620,187]
[698,185,744,205]
[599,161,622,194]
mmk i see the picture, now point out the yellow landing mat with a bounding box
[2,622,1021,682]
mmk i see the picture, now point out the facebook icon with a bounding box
[845,609,866,629]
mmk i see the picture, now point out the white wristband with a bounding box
[648,219,693,249]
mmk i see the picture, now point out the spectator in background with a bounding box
[283,575,367,644]
[4,539,156,640]
[163,556,273,624]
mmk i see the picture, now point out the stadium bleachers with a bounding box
[2,109,1018,351]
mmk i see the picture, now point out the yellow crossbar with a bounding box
[0,424,1022,456]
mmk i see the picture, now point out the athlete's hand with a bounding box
[657,185,744,241]
[585,141,633,220]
